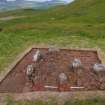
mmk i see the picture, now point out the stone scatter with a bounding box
[0,48,105,93]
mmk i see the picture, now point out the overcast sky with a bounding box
[7,0,74,2]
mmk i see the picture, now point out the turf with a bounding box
[5,97,105,105]
[0,0,105,71]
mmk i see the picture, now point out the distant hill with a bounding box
[0,0,73,11]
[0,0,105,72]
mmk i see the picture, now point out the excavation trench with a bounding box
[0,48,105,93]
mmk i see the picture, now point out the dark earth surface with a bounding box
[0,48,105,93]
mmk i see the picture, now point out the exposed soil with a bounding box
[0,16,25,21]
[0,48,105,93]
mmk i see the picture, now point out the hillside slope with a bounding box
[0,0,105,71]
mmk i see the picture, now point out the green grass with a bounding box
[5,97,58,105]
[0,1,105,104]
[64,98,105,105]
[4,97,105,105]
[0,0,105,71]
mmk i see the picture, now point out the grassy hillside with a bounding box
[0,0,105,71]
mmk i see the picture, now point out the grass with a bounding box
[64,98,105,105]
[5,97,58,105]
[0,0,105,105]
[0,0,105,104]
[0,0,105,72]
[4,97,105,105]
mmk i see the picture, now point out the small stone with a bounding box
[48,47,60,53]
[59,73,68,84]
[33,50,42,62]
[72,58,83,70]
[26,64,34,81]
[93,64,105,73]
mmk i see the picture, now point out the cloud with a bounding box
[25,0,74,3]
[6,0,74,3]
[25,0,52,2]
[7,0,16,1]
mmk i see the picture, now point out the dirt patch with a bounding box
[0,48,105,93]
[0,16,25,21]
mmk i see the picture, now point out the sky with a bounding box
[7,0,74,2]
